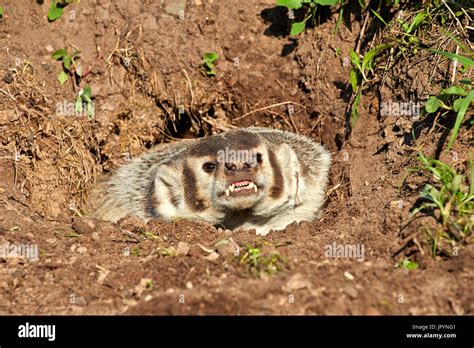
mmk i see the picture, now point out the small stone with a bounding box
[91,232,100,242]
[188,244,205,257]
[284,273,312,291]
[2,71,14,84]
[45,44,54,53]
[185,281,193,289]
[76,246,88,254]
[72,217,94,235]
[46,238,56,245]
[343,285,358,299]
[344,271,354,280]
[75,296,87,306]
[164,0,186,18]
[215,239,239,257]
[176,242,190,256]
[204,252,219,262]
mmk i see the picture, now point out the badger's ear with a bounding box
[155,162,182,186]
[274,143,299,170]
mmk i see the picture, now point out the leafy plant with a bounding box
[396,258,419,270]
[349,44,391,125]
[75,86,94,119]
[425,83,473,150]
[0,7,4,18]
[202,52,219,76]
[238,244,286,277]
[51,48,82,85]
[276,0,340,35]
[410,154,473,257]
[48,0,72,22]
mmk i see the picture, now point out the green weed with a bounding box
[48,0,73,22]
[425,83,473,150]
[202,52,219,76]
[51,48,81,85]
[276,0,340,36]
[75,86,94,119]
[410,154,473,257]
[238,243,287,277]
[395,258,419,270]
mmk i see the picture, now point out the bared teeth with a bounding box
[226,181,258,195]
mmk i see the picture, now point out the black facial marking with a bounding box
[183,161,208,212]
[189,130,261,157]
[146,176,160,218]
[268,149,284,199]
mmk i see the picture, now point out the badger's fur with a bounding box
[92,127,331,235]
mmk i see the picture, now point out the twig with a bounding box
[234,101,304,121]
[442,0,467,37]
[451,45,459,84]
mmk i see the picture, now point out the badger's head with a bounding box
[183,129,288,213]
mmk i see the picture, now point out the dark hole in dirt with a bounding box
[333,81,352,103]
[112,124,120,136]
[261,7,291,38]
[207,106,215,118]
[117,110,132,121]
[165,110,193,138]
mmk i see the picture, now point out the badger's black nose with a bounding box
[224,161,254,173]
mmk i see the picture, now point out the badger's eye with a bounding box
[202,162,217,173]
[256,153,263,163]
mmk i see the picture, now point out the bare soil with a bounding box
[0,0,472,315]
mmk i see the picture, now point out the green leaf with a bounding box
[440,86,467,97]
[57,70,68,85]
[371,9,388,26]
[351,89,361,126]
[290,21,306,36]
[82,86,93,103]
[203,52,218,63]
[402,259,419,270]
[0,7,4,17]
[425,96,440,113]
[86,102,94,118]
[48,3,64,22]
[51,49,67,60]
[349,49,361,69]
[75,97,83,113]
[453,98,463,112]
[63,55,71,69]
[314,0,339,5]
[361,44,391,74]
[447,90,474,150]
[427,49,474,68]
[276,0,303,9]
[407,10,428,34]
[349,68,360,91]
